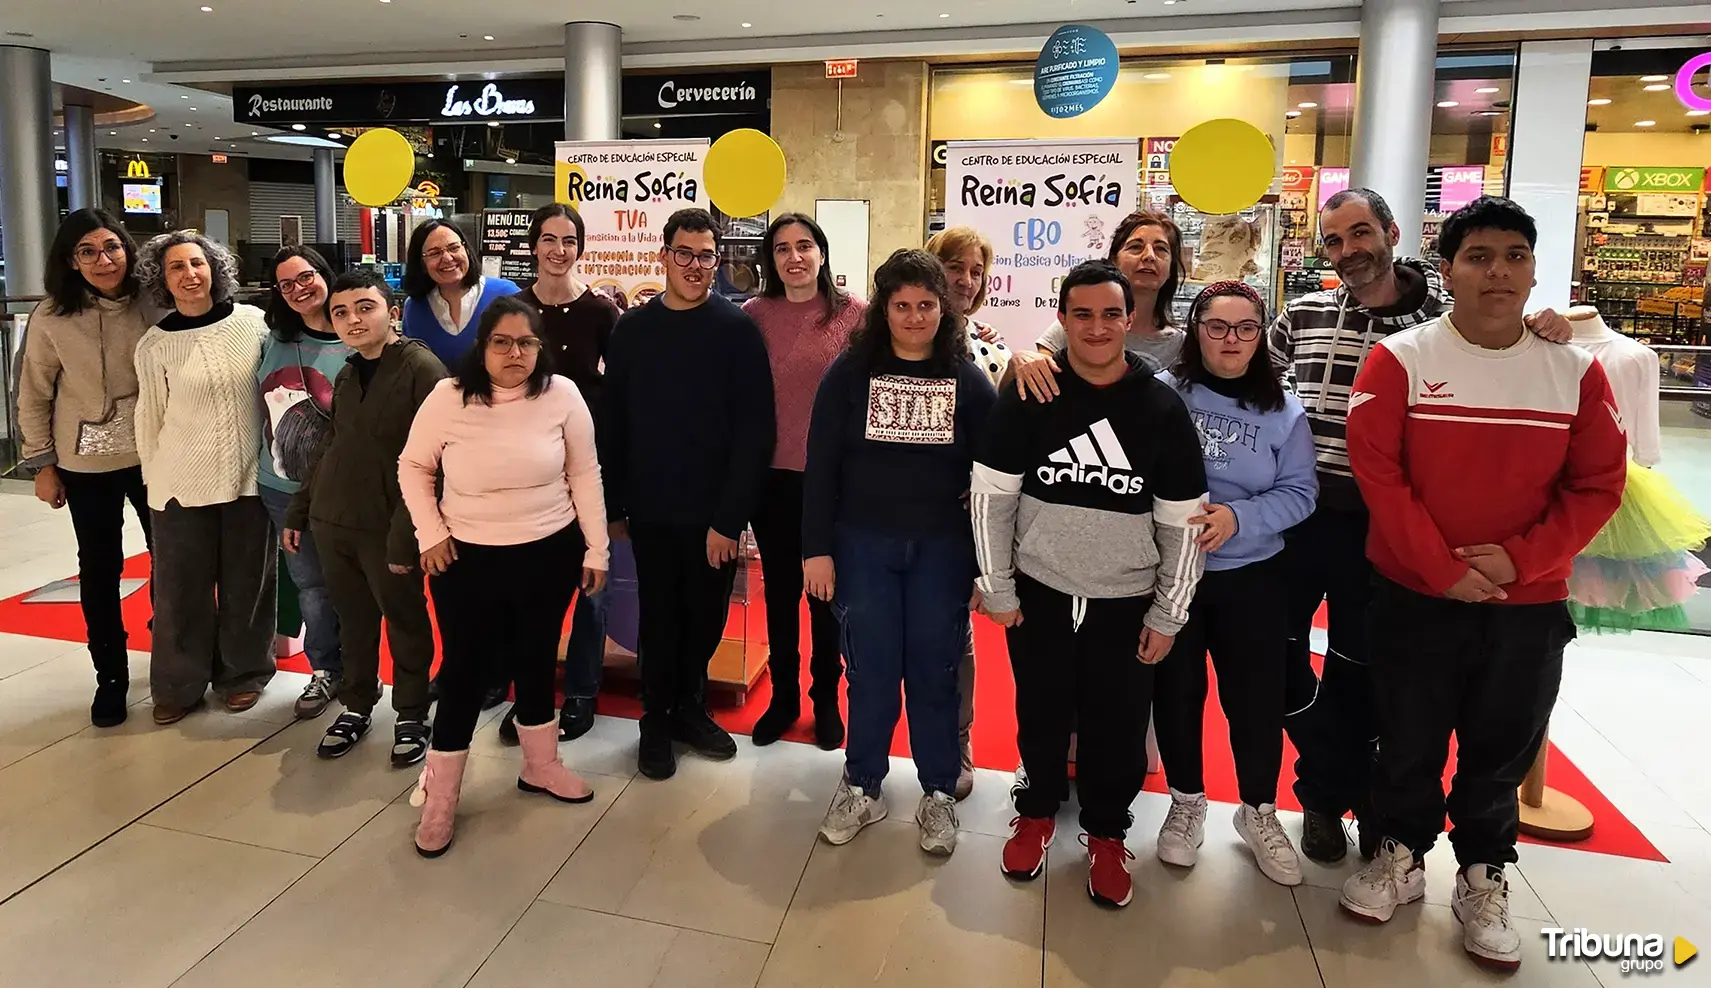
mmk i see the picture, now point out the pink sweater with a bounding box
[743,294,866,471]
[398,375,610,568]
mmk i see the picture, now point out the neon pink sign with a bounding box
[1676,52,1711,112]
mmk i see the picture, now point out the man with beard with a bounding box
[1267,188,1573,864]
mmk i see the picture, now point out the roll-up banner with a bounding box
[553,138,709,310]
[944,138,1139,349]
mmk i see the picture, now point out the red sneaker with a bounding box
[1084,835,1135,908]
[1001,816,1056,880]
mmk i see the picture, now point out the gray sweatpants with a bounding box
[149,496,278,708]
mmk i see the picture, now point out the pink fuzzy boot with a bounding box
[411,748,468,857]
[516,719,594,803]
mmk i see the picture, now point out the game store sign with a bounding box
[1604,167,1706,193]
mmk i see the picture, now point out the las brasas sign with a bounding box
[234,79,562,125]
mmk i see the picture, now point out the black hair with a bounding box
[454,294,555,406]
[1057,259,1134,315]
[403,219,479,300]
[846,248,968,378]
[1323,187,1397,231]
[527,203,586,257]
[1170,283,1286,413]
[45,208,140,316]
[1436,195,1538,262]
[265,245,336,342]
[1106,209,1184,330]
[662,208,721,249]
[760,212,850,323]
[328,267,394,308]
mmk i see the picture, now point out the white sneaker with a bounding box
[1156,788,1207,868]
[1339,839,1426,923]
[1453,864,1522,970]
[916,791,959,856]
[1234,803,1303,886]
[820,778,887,846]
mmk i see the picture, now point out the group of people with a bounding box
[18,185,1631,972]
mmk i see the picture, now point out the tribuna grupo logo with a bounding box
[1541,927,1698,976]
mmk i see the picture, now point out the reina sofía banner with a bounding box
[554,138,710,310]
[944,138,1138,349]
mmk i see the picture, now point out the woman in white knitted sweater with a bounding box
[133,231,277,725]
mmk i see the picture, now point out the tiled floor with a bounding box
[1,489,1710,988]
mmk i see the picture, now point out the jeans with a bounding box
[58,465,153,681]
[834,526,971,798]
[562,585,611,701]
[259,485,342,677]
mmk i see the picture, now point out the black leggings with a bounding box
[749,469,842,706]
[1152,555,1288,808]
[58,465,152,676]
[430,525,584,751]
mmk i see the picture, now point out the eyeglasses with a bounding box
[423,242,465,263]
[74,243,126,265]
[277,270,319,291]
[1200,319,1263,342]
[667,247,720,270]
[488,334,543,355]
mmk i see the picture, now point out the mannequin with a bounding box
[1566,306,1661,467]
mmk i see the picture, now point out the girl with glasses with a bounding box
[399,295,609,857]
[401,219,522,367]
[18,208,154,728]
[1150,281,1318,886]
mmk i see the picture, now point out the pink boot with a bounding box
[411,748,468,857]
[516,719,594,803]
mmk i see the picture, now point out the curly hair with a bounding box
[846,248,968,378]
[134,230,240,311]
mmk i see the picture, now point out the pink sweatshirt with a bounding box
[743,294,866,471]
[399,375,610,568]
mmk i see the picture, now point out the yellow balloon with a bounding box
[704,128,786,218]
[343,128,416,207]
[1168,119,1275,216]
[556,161,588,205]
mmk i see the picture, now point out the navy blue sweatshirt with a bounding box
[599,293,776,538]
[802,350,998,558]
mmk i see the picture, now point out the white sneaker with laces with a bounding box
[820,779,887,846]
[1453,864,1522,969]
[1156,788,1207,868]
[1234,803,1303,886]
[1340,839,1426,922]
[916,791,959,856]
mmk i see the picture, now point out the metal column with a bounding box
[313,147,336,244]
[1349,0,1441,259]
[0,46,58,297]
[64,101,100,212]
[563,22,622,142]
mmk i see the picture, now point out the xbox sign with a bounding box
[1603,166,1706,193]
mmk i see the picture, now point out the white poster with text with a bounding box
[554,138,709,310]
[945,138,1138,349]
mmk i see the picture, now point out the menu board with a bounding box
[480,209,536,286]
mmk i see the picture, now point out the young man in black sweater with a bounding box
[600,208,776,780]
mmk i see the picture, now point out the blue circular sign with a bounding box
[1034,24,1120,119]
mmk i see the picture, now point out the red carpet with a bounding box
[0,553,1665,863]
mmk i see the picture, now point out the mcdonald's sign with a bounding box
[125,158,151,179]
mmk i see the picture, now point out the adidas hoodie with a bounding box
[1267,258,1445,511]
[971,352,1209,636]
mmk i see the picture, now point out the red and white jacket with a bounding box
[1347,315,1627,604]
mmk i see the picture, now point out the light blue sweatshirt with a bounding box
[1160,371,1318,571]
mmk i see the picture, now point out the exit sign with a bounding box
[825,59,859,79]
[211,153,228,163]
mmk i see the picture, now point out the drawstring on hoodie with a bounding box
[1070,595,1088,633]
[1314,291,1381,414]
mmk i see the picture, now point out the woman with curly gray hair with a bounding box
[133,230,278,725]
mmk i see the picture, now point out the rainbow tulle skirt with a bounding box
[1569,461,1710,633]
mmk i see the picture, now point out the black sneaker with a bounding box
[638,717,676,780]
[559,696,596,742]
[91,678,128,728]
[392,720,431,768]
[498,707,520,746]
[317,712,371,759]
[672,707,737,760]
[1301,809,1349,864]
[813,701,845,750]
[750,697,799,747]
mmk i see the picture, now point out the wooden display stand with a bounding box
[1517,722,1595,842]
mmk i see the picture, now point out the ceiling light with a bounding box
[291,123,307,131]
[1636,120,1656,127]
[483,35,494,41]
[1641,74,1668,82]
[1475,86,1499,94]
[939,11,950,16]
[189,107,197,111]
[1285,110,1301,118]
[487,120,500,127]
[1690,109,1711,117]
[121,78,131,84]
[652,121,662,129]
[180,94,189,99]
[741,21,752,27]
[1143,72,1170,80]
[326,132,343,139]
[504,157,516,164]
[1297,101,1318,108]
[1644,84,1671,92]
[185,123,193,128]
[108,130,117,135]
[200,4,212,10]
[1479,110,1503,116]
[1587,98,1612,106]
[148,128,155,133]
[1437,100,1459,107]
[1164,0,1177,4]
[141,138,148,142]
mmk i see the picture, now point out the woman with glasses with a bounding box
[259,246,349,720]
[18,208,155,727]
[401,219,521,367]
[742,213,865,750]
[133,231,277,726]
[400,294,610,857]
[1150,281,1318,887]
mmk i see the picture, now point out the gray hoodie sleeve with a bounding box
[971,462,1025,615]
[1145,493,1207,636]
